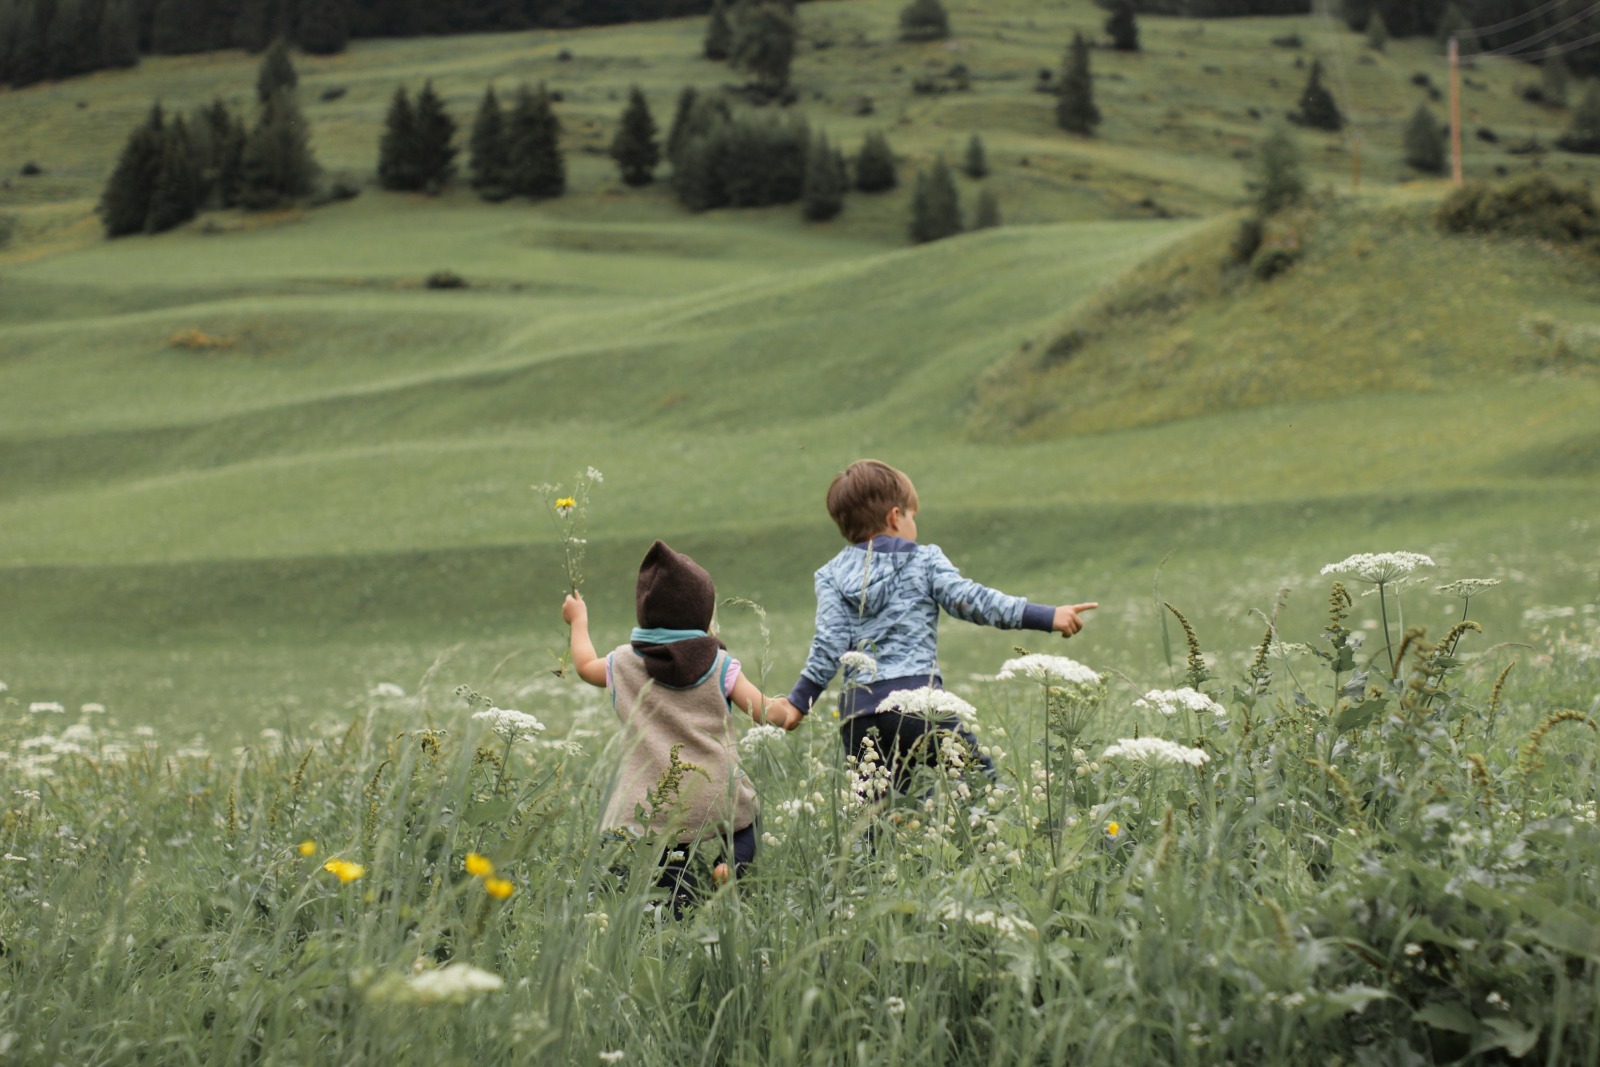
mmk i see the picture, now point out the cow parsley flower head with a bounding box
[403,963,505,1005]
[877,686,980,732]
[839,650,879,680]
[1436,578,1501,599]
[1320,552,1435,584]
[368,682,406,699]
[1102,736,1210,768]
[997,654,1101,687]
[739,724,789,752]
[1133,688,1226,718]
[28,702,65,715]
[472,707,546,742]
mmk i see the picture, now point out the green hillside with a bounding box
[1,1,1597,737]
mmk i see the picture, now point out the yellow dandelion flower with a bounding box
[298,840,318,857]
[483,877,515,900]
[554,497,577,515]
[1106,821,1121,838]
[464,853,494,878]
[323,858,367,883]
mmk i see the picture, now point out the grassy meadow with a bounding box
[2,0,1599,1061]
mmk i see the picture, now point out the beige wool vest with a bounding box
[600,646,759,843]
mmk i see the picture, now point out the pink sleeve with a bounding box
[723,657,742,697]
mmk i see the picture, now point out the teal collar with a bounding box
[630,626,709,645]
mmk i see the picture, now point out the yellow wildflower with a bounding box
[323,858,367,883]
[464,853,494,878]
[298,840,318,857]
[483,877,515,900]
[554,497,577,515]
[1106,822,1121,838]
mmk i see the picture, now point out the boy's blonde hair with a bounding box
[826,460,919,543]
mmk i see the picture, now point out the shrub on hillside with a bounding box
[1292,59,1342,132]
[1403,104,1446,174]
[1436,175,1600,249]
[1106,0,1139,52]
[609,86,661,186]
[899,0,950,42]
[671,103,809,212]
[854,131,898,192]
[1556,84,1600,155]
[908,157,962,243]
[1244,127,1305,216]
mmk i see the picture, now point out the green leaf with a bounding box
[1322,984,1390,1014]
[464,799,514,826]
[1534,905,1600,958]
[1477,1017,1539,1057]
[1414,999,1475,1034]
[1332,645,1357,672]
[1335,698,1385,734]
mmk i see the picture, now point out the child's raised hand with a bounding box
[562,593,587,627]
[1053,602,1098,638]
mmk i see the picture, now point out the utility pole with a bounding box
[1449,35,1464,184]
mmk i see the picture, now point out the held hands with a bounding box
[765,697,803,731]
[1053,602,1099,639]
[562,593,587,627]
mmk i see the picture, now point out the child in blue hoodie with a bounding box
[770,459,1097,794]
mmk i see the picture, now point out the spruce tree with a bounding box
[298,0,348,55]
[854,130,897,192]
[99,0,141,69]
[731,2,797,95]
[469,86,513,201]
[1105,0,1139,53]
[377,86,421,191]
[963,132,988,179]
[99,104,166,238]
[196,99,246,207]
[1556,83,1600,155]
[908,157,961,243]
[1295,59,1342,132]
[146,119,205,233]
[704,0,732,60]
[238,89,318,208]
[1403,104,1445,173]
[1056,32,1100,136]
[507,82,565,199]
[413,80,458,194]
[152,0,206,55]
[8,0,48,87]
[898,0,949,42]
[666,85,700,165]
[1434,2,1469,53]
[1365,9,1388,52]
[256,38,298,103]
[46,0,90,79]
[802,129,843,221]
[1246,126,1305,216]
[973,187,1001,229]
[1541,50,1570,109]
[610,86,661,186]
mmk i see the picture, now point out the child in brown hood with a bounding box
[563,540,798,905]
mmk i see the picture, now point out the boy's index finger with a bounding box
[1072,602,1099,612]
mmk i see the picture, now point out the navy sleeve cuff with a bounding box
[1021,602,1057,632]
[788,677,827,715]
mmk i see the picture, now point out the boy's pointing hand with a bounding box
[1053,602,1098,638]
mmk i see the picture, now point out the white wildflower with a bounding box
[28,702,65,715]
[1486,991,1507,1009]
[839,650,879,680]
[877,686,980,732]
[1404,942,1423,957]
[472,707,546,742]
[1320,552,1435,584]
[80,703,106,714]
[885,997,906,1015]
[1101,736,1210,768]
[368,682,407,699]
[585,467,604,484]
[0,680,8,694]
[1133,688,1226,718]
[403,963,505,1005]
[996,654,1101,687]
[739,724,788,752]
[1437,578,1501,598]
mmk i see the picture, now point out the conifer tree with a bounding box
[704,0,732,60]
[1542,50,1570,109]
[152,0,207,55]
[963,132,988,179]
[507,82,565,199]
[146,118,205,233]
[469,85,513,201]
[1403,104,1445,173]
[854,130,897,192]
[1056,32,1100,136]
[1105,0,1139,53]
[973,187,1001,229]
[1365,9,1388,52]
[802,129,843,221]
[196,99,246,207]
[1295,59,1342,132]
[610,86,661,186]
[377,86,422,191]
[8,0,48,87]
[238,89,318,208]
[908,157,962,243]
[46,0,91,79]
[256,38,298,103]
[666,85,700,166]
[298,0,349,55]
[99,0,141,69]
[731,1,797,95]
[1556,83,1600,155]
[413,81,458,193]
[99,104,167,237]
[898,0,949,42]
[1434,2,1469,53]
[1246,126,1305,216]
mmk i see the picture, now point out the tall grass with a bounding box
[4,566,1597,1064]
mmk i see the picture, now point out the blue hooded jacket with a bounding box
[788,536,1056,718]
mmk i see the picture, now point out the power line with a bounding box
[1464,0,1600,58]
[1459,0,1574,38]
[1477,23,1600,57]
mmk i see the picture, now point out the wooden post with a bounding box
[1449,35,1464,184]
